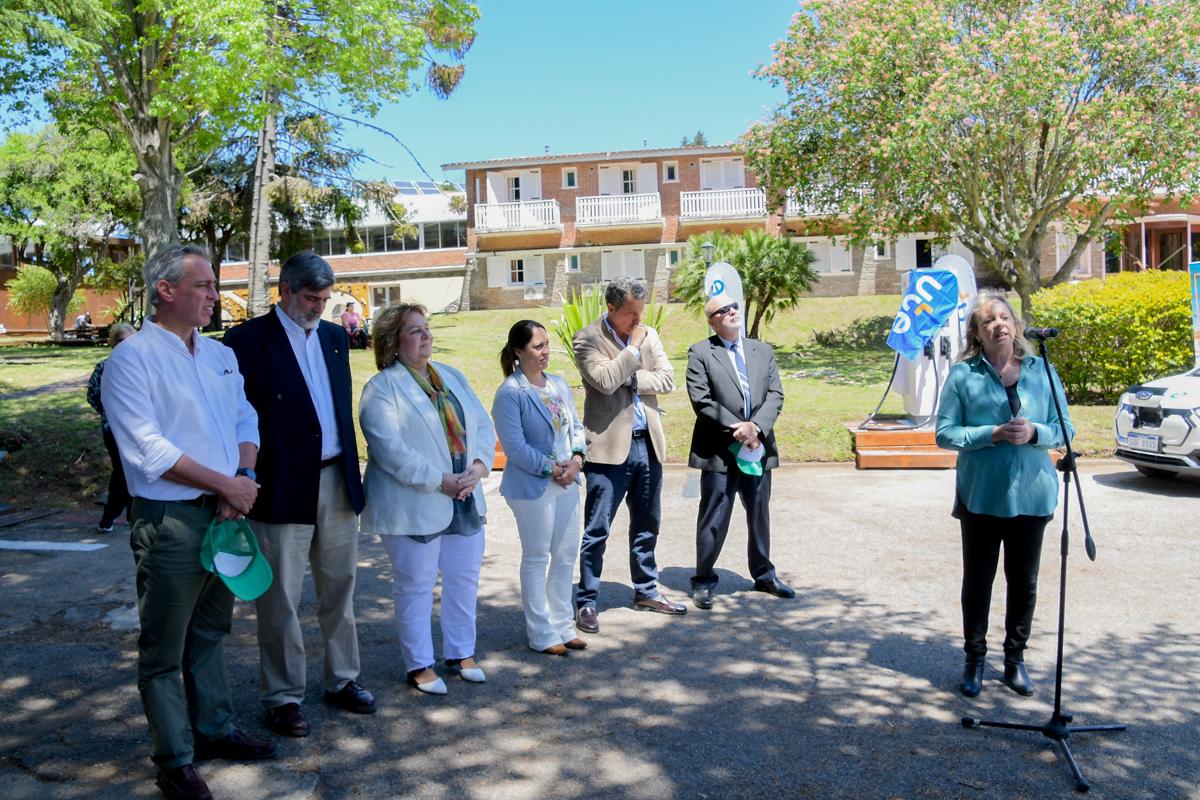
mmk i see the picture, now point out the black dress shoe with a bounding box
[193,728,278,762]
[155,764,213,800]
[576,605,600,634]
[324,680,377,714]
[960,659,984,698]
[753,577,796,599]
[692,585,714,610]
[634,593,687,615]
[1003,661,1035,696]
[265,702,310,737]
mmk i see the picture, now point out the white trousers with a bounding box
[381,529,485,673]
[506,483,581,650]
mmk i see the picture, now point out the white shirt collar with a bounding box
[274,304,312,339]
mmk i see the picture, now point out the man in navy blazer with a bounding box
[223,251,374,738]
[685,294,792,610]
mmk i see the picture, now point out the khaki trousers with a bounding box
[130,499,235,770]
[251,466,361,708]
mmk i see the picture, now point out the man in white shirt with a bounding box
[102,245,275,800]
[223,252,372,739]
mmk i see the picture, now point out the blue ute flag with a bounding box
[886,269,960,361]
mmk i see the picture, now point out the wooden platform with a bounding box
[845,422,957,470]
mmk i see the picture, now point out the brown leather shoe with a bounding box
[576,605,599,634]
[193,728,277,762]
[563,637,588,651]
[538,644,568,656]
[324,680,377,714]
[265,702,311,737]
[155,764,213,800]
[634,593,687,615]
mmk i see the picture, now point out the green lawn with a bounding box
[1,297,1119,509]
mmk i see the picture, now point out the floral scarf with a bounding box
[405,362,467,458]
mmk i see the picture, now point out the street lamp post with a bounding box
[701,240,715,267]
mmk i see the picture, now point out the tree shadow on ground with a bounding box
[2,519,1195,800]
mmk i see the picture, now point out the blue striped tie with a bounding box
[732,342,751,418]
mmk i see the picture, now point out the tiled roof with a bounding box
[442,145,737,171]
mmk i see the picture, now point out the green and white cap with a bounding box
[200,518,274,601]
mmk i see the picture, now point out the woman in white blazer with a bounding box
[491,320,588,656]
[359,303,496,695]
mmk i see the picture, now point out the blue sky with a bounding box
[349,0,800,184]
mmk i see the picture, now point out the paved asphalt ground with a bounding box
[1,461,1197,800]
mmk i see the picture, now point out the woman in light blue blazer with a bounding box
[492,320,588,656]
[936,293,1073,700]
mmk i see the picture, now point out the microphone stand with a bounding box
[961,337,1126,793]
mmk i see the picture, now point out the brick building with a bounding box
[442,145,1117,310]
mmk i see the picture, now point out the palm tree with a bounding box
[675,229,819,339]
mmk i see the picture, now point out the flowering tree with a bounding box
[743,0,1200,317]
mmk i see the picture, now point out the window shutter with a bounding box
[725,158,745,189]
[524,170,542,201]
[598,165,620,196]
[485,172,504,204]
[636,163,657,195]
[486,256,508,288]
[829,241,851,272]
[894,237,917,271]
[700,159,718,190]
[527,254,545,285]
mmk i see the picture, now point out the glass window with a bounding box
[874,241,889,259]
[400,228,419,251]
[566,253,580,272]
[424,222,442,249]
[452,220,467,248]
[329,229,347,256]
[367,226,388,253]
[562,168,578,189]
[507,176,521,202]
[663,162,678,182]
[622,169,636,195]
[0,236,13,268]
[509,258,525,285]
[668,249,680,266]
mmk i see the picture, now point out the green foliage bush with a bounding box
[1031,271,1193,402]
[811,315,895,349]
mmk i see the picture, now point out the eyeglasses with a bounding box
[708,302,739,319]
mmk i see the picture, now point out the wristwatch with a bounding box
[235,467,257,481]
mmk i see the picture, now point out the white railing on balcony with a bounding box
[576,193,662,226]
[474,199,561,232]
[680,188,767,220]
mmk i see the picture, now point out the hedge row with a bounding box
[1030,271,1194,402]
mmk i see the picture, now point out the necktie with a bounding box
[732,342,751,418]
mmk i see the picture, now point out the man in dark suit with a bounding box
[223,251,374,738]
[685,293,792,610]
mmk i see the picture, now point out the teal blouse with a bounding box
[935,354,1074,518]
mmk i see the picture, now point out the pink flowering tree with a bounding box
[743,0,1200,317]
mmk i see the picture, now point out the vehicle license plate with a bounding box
[1127,432,1161,452]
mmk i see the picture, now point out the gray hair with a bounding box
[144,244,210,307]
[605,276,649,308]
[279,250,335,293]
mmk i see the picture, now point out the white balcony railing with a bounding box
[474,199,561,232]
[680,188,767,220]
[576,193,662,226]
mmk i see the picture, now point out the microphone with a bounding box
[1025,327,1059,340]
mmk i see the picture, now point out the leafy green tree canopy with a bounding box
[673,229,819,339]
[742,0,1200,317]
[0,125,139,338]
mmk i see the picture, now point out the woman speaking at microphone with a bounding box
[936,293,1074,698]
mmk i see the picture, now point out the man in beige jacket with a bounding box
[573,276,683,634]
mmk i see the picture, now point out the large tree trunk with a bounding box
[246,105,277,318]
[48,275,74,342]
[129,121,182,264]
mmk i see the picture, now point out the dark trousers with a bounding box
[960,511,1048,662]
[576,435,662,608]
[100,427,132,526]
[692,468,776,587]
[131,499,235,769]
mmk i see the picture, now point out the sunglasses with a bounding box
[708,302,739,318]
